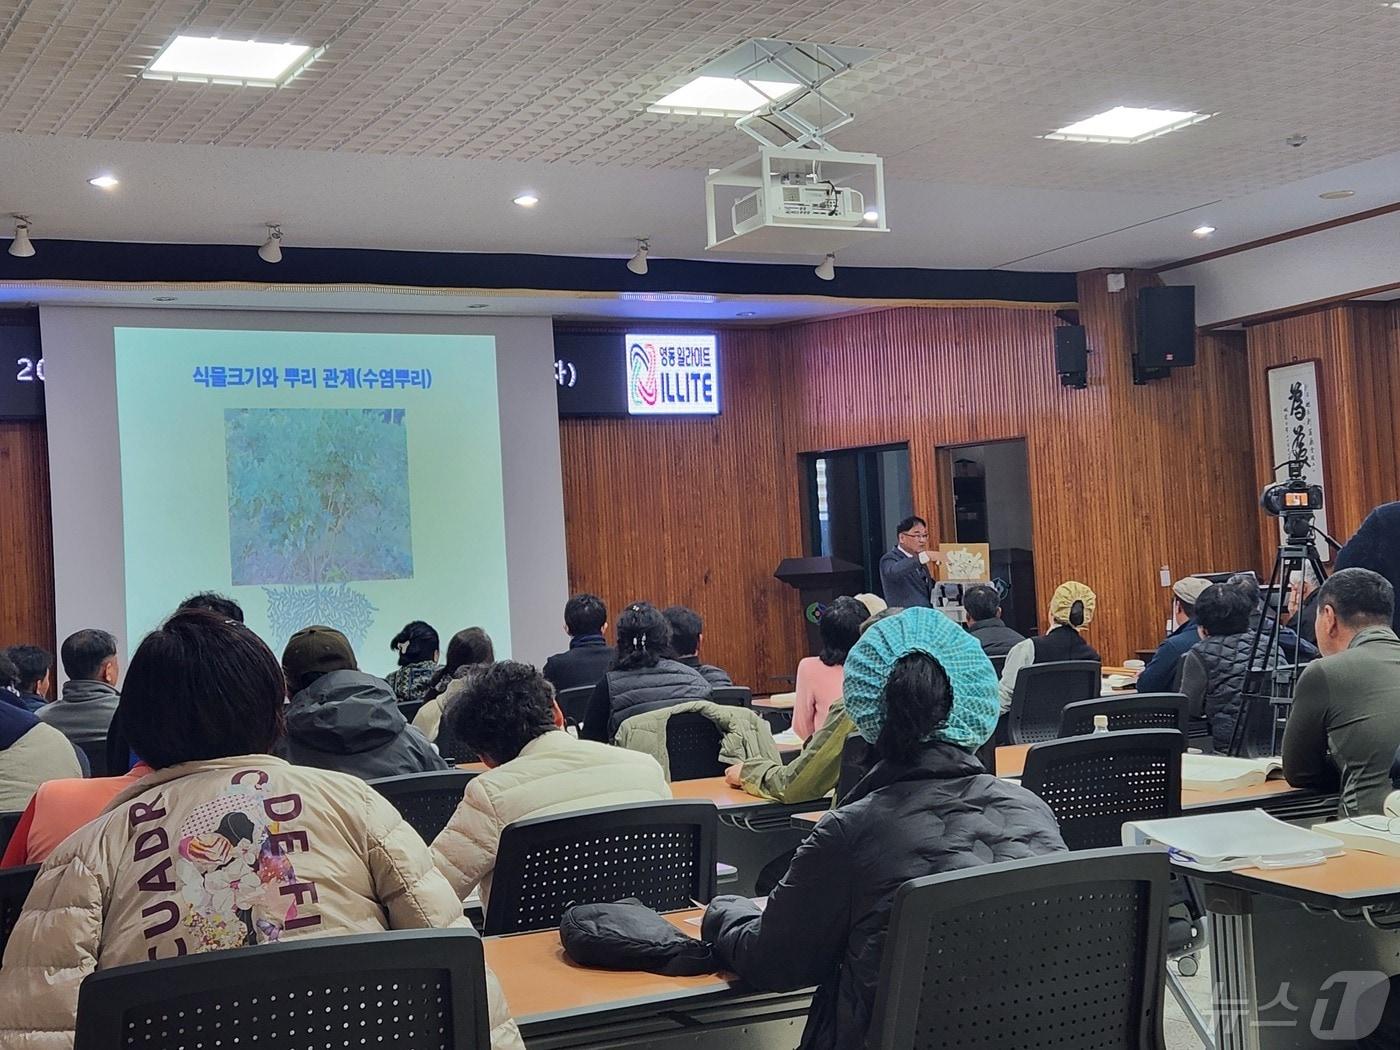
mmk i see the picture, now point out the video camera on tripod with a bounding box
[1260,458,1325,542]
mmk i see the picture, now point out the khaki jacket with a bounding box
[0,755,522,1050]
[613,700,780,780]
[431,731,668,908]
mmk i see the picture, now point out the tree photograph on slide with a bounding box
[224,407,414,648]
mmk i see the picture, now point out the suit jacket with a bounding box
[878,547,933,608]
[542,635,616,693]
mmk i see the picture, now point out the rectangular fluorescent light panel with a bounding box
[649,76,801,117]
[144,35,318,87]
[1044,106,1211,144]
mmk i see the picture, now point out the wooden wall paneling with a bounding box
[0,421,56,657]
[557,327,806,692]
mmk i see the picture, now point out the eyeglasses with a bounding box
[900,530,929,540]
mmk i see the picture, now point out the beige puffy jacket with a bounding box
[0,755,522,1050]
[431,730,668,908]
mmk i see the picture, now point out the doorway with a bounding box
[803,444,911,594]
[936,439,1038,637]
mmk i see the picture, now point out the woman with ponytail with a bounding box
[385,620,441,704]
[997,581,1101,711]
[703,607,1065,1050]
[580,601,711,742]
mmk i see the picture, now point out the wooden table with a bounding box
[485,910,812,1049]
[457,760,488,773]
[1173,848,1400,1049]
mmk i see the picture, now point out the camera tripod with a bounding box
[1229,519,1340,757]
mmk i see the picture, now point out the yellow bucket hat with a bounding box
[1049,581,1096,628]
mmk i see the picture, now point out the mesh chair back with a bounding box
[72,929,489,1050]
[868,848,1169,1050]
[397,699,426,724]
[368,770,478,844]
[1021,730,1185,850]
[989,654,1008,676]
[1007,660,1101,744]
[1228,692,1282,758]
[78,739,109,778]
[1,864,39,956]
[555,685,595,730]
[665,711,727,781]
[1059,693,1189,738]
[709,686,753,708]
[483,800,717,935]
[0,809,22,857]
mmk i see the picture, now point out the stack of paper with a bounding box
[1124,810,1345,872]
[1312,817,1400,858]
[1181,754,1283,791]
[772,729,803,748]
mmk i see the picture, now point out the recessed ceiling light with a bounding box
[649,76,801,117]
[1044,106,1211,144]
[88,175,119,189]
[1318,189,1355,200]
[466,304,490,310]
[152,296,178,302]
[861,209,880,222]
[1191,224,1216,238]
[512,194,539,208]
[144,35,319,87]
[736,311,758,317]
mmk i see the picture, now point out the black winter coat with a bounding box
[1337,502,1400,633]
[580,659,712,741]
[703,741,1066,1050]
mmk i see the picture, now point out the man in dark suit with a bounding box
[878,515,942,609]
[542,594,616,693]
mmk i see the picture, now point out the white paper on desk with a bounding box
[772,729,802,747]
[1124,810,1345,872]
[1312,817,1400,858]
[1181,754,1283,791]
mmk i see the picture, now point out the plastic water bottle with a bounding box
[1092,714,1110,735]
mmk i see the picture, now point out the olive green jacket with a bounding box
[739,700,855,805]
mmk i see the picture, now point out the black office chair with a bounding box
[867,848,1169,1050]
[1059,693,1189,738]
[709,686,753,708]
[1020,729,1185,851]
[1006,660,1101,744]
[78,739,109,778]
[0,810,22,858]
[368,769,478,843]
[665,711,728,781]
[555,685,595,730]
[397,698,426,724]
[1,864,39,956]
[988,654,1008,676]
[72,929,489,1050]
[483,800,717,935]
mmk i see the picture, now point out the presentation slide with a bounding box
[113,327,512,671]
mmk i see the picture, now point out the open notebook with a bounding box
[1124,810,1345,872]
[1312,817,1400,858]
[1181,754,1283,791]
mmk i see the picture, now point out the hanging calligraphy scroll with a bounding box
[1266,359,1330,560]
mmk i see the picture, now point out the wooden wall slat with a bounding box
[0,421,56,656]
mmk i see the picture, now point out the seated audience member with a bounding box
[1229,572,1318,661]
[178,590,245,621]
[431,661,668,905]
[38,628,121,747]
[727,607,905,805]
[280,625,447,779]
[384,620,441,703]
[792,597,865,741]
[1283,569,1400,815]
[962,584,1025,658]
[853,593,887,617]
[1135,576,1210,693]
[999,582,1100,710]
[1178,583,1263,753]
[0,610,522,1050]
[414,627,495,740]
[0,676,83,811]
[663,605,733,686]
[703,608,1066,1049]
[1334,501,1400,633]
[2,753,154,866]
[542,593,616,692]
[3,644,53,713]
[581,601,711,742]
